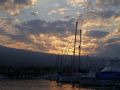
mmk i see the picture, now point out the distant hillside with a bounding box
[0,45,108,71]
[0,45,56,67]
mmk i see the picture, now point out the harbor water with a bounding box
[0,79,118,90]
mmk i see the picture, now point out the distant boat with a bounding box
[96,58,120,80]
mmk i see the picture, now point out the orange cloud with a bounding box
[6,42,36,51]
[66,0,87,7]
[28,32,98,56]
[0,19,20,35]
[0,0,37,16]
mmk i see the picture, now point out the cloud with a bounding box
[96,0,120,7]
[0,0,37,16]
[80,16,120,58]
[48,10,57,15]
[0,18,20,35]
[0,18,96,55]
[96,42,120,58]
[0,17,119,57]
[0,34,12,45]
[66,0,87,7]
[29,33,65,53]
[66,0,120,14]
[31,11,40,16]
[94,28,120,58]
[0,0,119,58]
[77,8,120,33]
[0,19,75,54]
[6,41,37,51]
[48,8,67,15]
[15,19,75,36]
[85,30,109,38]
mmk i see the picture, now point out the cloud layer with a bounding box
[0,17,119,58]
[0,0,37,15]
[0,0,119,58]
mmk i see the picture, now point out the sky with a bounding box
[0,0,120,58]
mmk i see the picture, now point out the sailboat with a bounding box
[96,58,120,80]
[56,21,85,85]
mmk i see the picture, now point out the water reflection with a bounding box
[0,80,118,90]
[50,81,92,90]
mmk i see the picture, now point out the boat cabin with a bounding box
[96,59,120,80]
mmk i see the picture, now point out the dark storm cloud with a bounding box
[94,29,120,58]
[15,0,31,4]
[85,30,109,38]
[82,10,116,20]
[106,38,120,44]
[0,0,6,3]
[15,19,75,37]
[97,43,120,58]
[95,10,115,18]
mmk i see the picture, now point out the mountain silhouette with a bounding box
[0,45,56,67]
[0,45,108,71]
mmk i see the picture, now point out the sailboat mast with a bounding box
[60,50,63,73]
[73,22,78,71]
[55,53,59,72]
[79,29,82,71]
[73,22,78,56]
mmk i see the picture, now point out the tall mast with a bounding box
[79,29,82,71]
[60,50,63,73]
[73,22,78,71]
[73,22,78,56]
[55,53,59,72]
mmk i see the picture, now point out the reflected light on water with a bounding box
[50,81,92,90]
[0,80,116,90]
[0,80,93,90]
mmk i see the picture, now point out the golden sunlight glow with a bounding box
[67,0,87,7]
[1,14,119,56]
[82,19,112,29]
[31,0,37,5]
[28,33,97,56]
[6,42,37,51]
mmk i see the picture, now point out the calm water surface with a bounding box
[0,79,116,90]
